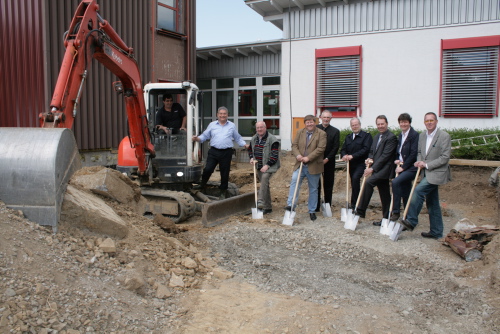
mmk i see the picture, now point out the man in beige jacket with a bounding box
[285,115,327,221]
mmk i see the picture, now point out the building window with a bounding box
[158,0,183,34]
[316,46,361,118]
[441,36,499,118]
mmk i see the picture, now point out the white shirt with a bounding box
[398,130,409,161]
[425,128,438,156]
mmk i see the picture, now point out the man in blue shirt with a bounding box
[192,106,248,199]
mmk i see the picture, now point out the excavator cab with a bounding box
[117,82,202,189]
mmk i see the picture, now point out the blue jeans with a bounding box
[406,176,443,238]
[287,164,321,213]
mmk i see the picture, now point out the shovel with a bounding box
[251,162,263,219]
[382,163,403,235]
[390,167,422,241]
[341,161,352,222]
[320,173,332,217]
[282,162,303,226]
[345,160,372,231]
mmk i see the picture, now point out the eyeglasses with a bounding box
[424,119,436,124]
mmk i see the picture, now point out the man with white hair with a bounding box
[248,122,280,214]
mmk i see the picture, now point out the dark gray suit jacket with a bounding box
[368,130,398,179]
[418,128,452,185]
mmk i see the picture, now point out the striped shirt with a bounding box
[248,132,279,169]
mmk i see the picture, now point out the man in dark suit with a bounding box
[285,115,327,221]
[315,111,340,212]
[355,115,397,225]
[400,112,452,239]
[340,118,373,209]
[390,113,419,221]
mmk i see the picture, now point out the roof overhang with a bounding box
[244,0,375,30]
[197,40,282,61]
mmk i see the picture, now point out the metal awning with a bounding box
[244,0,377,29]
[196,40,282,60]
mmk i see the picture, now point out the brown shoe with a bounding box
[421,231,439,239]
[399,219,414,232]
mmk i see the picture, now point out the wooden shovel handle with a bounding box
[346,161,350,204]
[290,162,303,212]
[402,166,422,220]
[354,161,372,209]
[253,162,258,207]
[388,162,404,219]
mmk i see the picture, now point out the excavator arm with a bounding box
[41,0,155,176]
[0,0,155,229]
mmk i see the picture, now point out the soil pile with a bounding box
[1,156,499,333]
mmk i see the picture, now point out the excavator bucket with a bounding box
[0,128,81,229]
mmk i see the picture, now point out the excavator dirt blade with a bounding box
[201,192,254,227]
[0,128,81,229]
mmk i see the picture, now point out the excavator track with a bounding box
[141,188,196,223]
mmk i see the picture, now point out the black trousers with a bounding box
[201,147,233,190]
[358,174,391,219]
[316,160,336,210]
[349,161,365,207]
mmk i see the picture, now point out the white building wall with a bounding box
[280,21,500,150]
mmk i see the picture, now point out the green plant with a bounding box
[337,126,500,161]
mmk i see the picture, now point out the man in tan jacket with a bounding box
[285,115,327,221]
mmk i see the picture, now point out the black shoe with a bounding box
[284,206,292,211]
[309,213,317,221]
[372,220,382,226]
[399,219,414,232]
[193,183,207,190]
[354,210,365,218]
[219,191,226,200]
[421,231,439,239]
[262,209,272,214]
[390,212,400,221]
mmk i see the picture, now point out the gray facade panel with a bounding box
[284,0,500,39]
[197,53,281,79]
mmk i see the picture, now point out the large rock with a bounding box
[72,168,146,214]
[60,185,128,238]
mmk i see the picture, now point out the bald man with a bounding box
[248,122,280,214]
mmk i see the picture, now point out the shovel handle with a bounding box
[402,166,422,220]
[290,162,303,212]
[253,162,259,207]
[346,161,350,206]
[354,161,372,209]
[387,162,403,219]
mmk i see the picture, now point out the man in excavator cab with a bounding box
[155,94,187,135]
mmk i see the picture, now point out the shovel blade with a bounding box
[282,210,295,226]
[252,208,263,219]
[380,218,389,235]
[322,203,332,217]
[389,222,404,241]
[341,208,347,222]
[344,214,359,231]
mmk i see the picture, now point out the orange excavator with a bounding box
[0,0,253,230]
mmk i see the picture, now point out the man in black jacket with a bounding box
[341,118,373,209]
[390,113,419,221]
[315,111,340,212]
[354,115,397,224]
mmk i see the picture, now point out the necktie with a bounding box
[304,132,312,155]
[376,135,382,150]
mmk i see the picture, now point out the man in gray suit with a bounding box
[400,112,451,239]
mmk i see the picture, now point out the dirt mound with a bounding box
[1,159,499,333]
